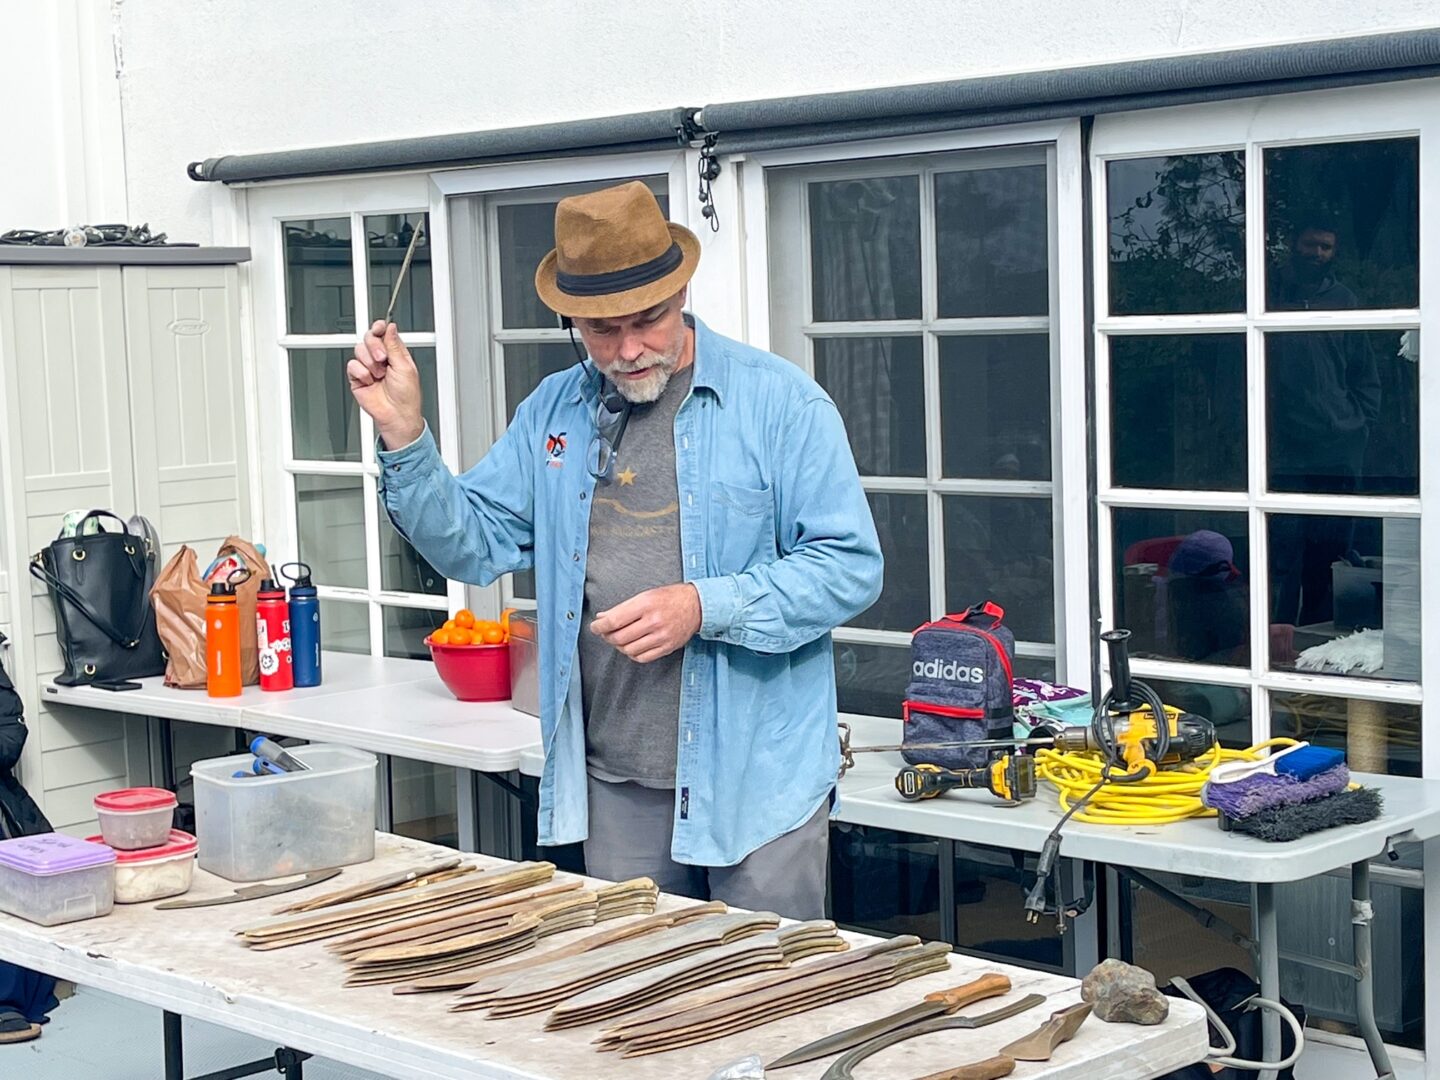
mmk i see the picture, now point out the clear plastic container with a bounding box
[0,833,115,925]
[191,744,376,882]
[93,787,177,850]
[86,830,197,904]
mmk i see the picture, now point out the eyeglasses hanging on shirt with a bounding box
[561,314,633,482]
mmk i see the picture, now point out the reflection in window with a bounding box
[1268,514,1419,683]
[809,176,922,321]
[939,335,1050,481]
[829,824,941,940]
[284,217,353,334]
[935,164,1049,318]
[1272,692,1420,778]
[1110,335,1246,491]
[854,492,929,632]
[1266,330,1418,497]
[504,342,577,423]
[365,213,433,331]
[499,203,564,330]
[380,512,444,596]
[1114,509,1250,666]
[815,337,924,477]
[944,496,1054,643]
[288,349,359,463]
[320,599,370,655]
[1107,152,1245,315]
[383,605,441,660]
[295,475,366,589]
[1144,678,1253,751]
[1265,138,1419,311]
[834,641,909,718]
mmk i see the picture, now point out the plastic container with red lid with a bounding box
[93,787,177,851]
[85,829,197,904]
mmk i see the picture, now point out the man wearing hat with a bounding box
[351,182,882,918]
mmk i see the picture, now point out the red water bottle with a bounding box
[255,578,294,692]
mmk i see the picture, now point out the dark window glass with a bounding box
[319,599,370,655]
[284,217,353,334]
[288,349,359,463]
[833,641,910,719]
[1267,514,1419,683]
[1110,334,1246,490]
[1265,139,1419,311]
[504,342,578,423]
[943,496,1054,643]
[815,337,924,477]
[935,164,1048,317]
[809,176,922,321]
[852,493,928,632]
[953,841,1063,971]
[1114,509,1250,667]
[382,605,441,660]
[295,475,366,589]
[829,823,941,940]
[380,513,445,596]
[365,213,433,331]
[1107,152,1245,315]
[1266,330,1418,497]
[1271,692,1420,779]
[388,760,459,848]
[1143,678,1253,751]
[939,334,1050,481]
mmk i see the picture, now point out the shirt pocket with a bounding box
[709,480,779,576]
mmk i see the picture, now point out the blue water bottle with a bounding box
[282,561,322,687]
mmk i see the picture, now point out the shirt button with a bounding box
[579,492,587,501]
[572,552,580,562]
[566,611,575,621]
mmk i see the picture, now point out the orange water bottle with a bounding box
[206,568,251,698]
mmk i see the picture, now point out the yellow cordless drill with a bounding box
[895,754,1038,803]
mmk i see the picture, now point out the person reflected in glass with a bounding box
[1164,530,1297,668]
[1267,216,1379,628]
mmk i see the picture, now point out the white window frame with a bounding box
[738,120,1091,706]
[1091,78,1440,1068]
[243,172,463,656]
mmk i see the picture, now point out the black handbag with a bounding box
[28,510,166,685]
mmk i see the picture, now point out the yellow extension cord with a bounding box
[1034,737,1303,825]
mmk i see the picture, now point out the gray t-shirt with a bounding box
[581,364,694,787]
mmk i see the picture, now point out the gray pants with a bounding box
[583,778,830,920]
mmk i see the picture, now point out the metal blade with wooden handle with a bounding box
[820,994,1045,1080]
[155,869,342,910]
[765,972,1012,1070]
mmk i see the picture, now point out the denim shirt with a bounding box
[376,317,882,866]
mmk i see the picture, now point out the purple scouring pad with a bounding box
[1203,763,1350,819]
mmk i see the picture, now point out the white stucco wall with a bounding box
[22,0,1432,244]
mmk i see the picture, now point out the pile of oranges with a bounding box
[426,608,516,647]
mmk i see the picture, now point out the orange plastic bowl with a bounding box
[426,638,511,702]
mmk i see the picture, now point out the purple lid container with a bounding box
[0,833,116,876]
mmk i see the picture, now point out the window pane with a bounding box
[365,213,433,331]
[939,334,1050,481]
[834,640,909,718]
[284,217,353,334]
[809,176,921,321]
[498,202,560,329]
[288,349,359,463]
[953,841,1062,971]
[1264,138,1419,312]
[389,759,459,848]
[1012,654,1058,683]
[503,342,579,422]
[829,824,941,940]
[1268,514,1420,683]
[383,605,441,661]
[408,346,442,442]
[943,496,1054,643]
[853,492,928,632]
[379,512,445,596]
[1143,677,1253,751]
[295,475,366,589]
[935,164,1048,317]
[1272,691,1420,778]
[1110,334,1246,490]
[1106,152,1245,315]
[1266,330,1418,497]
[814,336,924,477]
[320,599,370,655]
[1114,509,1250,666]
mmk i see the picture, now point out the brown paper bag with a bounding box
[150,538,273,689]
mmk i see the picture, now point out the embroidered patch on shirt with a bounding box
[545,432,567,468]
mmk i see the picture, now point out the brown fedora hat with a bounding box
[534,181,700,319]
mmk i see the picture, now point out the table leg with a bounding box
[1352,859,1396,1079]
[375,754,394,833]
[457,768,479,853]
[159,718,177,794]
[163,1009,184,1080]
[1255,882,1280,1080]
[937,838,957,945]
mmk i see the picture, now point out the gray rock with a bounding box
[1081,959,1170,1025]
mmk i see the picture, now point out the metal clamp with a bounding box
[1352,898,1375,926]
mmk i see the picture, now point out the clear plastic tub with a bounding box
[93,787,177,850]
[86,830,197,904]
[192,744,376,882]
[0,833,115,925]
